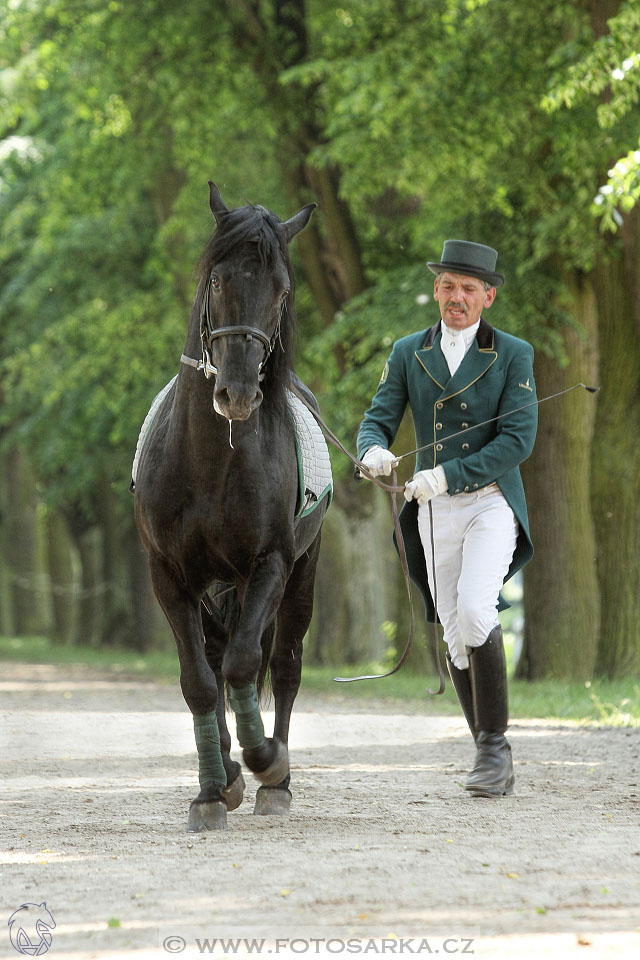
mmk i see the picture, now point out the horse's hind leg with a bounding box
[202,597,245,811]
[254,533,322,816]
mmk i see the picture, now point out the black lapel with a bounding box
[476,317,495,350]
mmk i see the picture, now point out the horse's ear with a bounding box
[209,181,229,224]
[282,203,317,243]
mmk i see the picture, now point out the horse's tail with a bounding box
[209,588,274,703]
[257,620,276,699]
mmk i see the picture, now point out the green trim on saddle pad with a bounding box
[293,431,333,519]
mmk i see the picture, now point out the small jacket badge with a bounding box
[380,361,389,384]
[519,378,533,392]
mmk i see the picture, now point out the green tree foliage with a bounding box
[544,0,640,230]
[1,0,628,481]
[294,0,635,431]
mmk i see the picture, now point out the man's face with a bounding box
[434,271,496,330]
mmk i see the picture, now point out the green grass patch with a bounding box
[298,663,640,725]
[1,634,638,725]
[0,634,179,680]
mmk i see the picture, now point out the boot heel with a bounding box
[467,777,514,798]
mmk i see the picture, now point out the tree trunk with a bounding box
[45,508,77,645]
[520,270,600,679]
[66,521,103,648]
[95,475,132,647]
[591,211,640,675]
[581,0,640,676]
[2,447,49,635]
[308,423,435,675]
[0,450,16,636]
[126,521,170,652]
[308,490,395,666]
[231,0,369,331]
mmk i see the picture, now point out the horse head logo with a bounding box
[8,903,55,956]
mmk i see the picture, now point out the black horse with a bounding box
[134,183,328,831]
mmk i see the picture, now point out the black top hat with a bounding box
[427,239,504,288]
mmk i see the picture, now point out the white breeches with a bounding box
[417,483,519,670]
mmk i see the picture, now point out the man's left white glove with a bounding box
[404,465,448,504]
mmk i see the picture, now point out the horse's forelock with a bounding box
[199,204,292,281]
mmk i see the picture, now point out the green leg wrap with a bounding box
[193,712,227,788]
[228,683,265,749]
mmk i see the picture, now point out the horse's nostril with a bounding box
[215,385,261,404]
[213,384,263,420]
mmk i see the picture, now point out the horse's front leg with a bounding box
[149,556,227,832]
[222,553,290,786]
[201,597,246,811]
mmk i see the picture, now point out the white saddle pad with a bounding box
[286,389,333,518]
[131,380,332,518]
[131,376,177,486]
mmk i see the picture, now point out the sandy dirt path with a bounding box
[1,662,639,960]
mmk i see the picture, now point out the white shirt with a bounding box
[440,318,481,376]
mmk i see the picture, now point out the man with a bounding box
[357,240,537,798]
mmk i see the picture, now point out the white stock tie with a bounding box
[441,326,464,377]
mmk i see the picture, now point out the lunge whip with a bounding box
[393,383,599,466]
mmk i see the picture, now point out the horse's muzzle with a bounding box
[213,383,263,421]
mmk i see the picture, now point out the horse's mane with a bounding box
[194,204,298,416]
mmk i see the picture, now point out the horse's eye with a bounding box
[211,274,220,288]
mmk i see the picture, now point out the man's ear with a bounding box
[484,287,497,309]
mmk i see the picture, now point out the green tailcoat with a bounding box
[357,318,537,622]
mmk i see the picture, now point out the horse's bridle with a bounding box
[180,272,282,381]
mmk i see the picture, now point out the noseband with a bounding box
[180,271,282,380]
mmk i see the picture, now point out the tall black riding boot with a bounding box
[465,625,514,798]
[446,653,477,741]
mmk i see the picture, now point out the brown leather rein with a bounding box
[288,383,446,695]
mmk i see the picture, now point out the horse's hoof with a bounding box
[244,738,289,786]
[186,800,227,832]
[254,786,292,816]
[222,771,245,812]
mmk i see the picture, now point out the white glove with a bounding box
[404,465,448,504]
[361,445,397,478]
